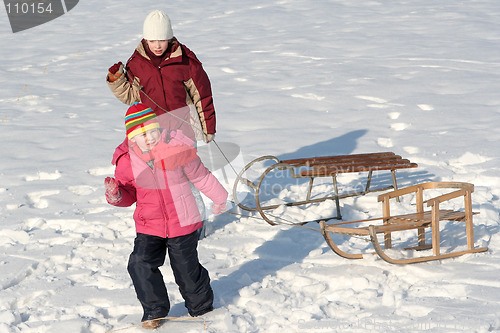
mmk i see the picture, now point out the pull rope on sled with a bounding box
[224,203,372,242]
[224,205,322,233]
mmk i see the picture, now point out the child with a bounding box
[104,103,227,329]
[106,9,216,143]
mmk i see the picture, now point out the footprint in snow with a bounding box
[356,95,388,104]
[388,112,400,120]
[291,93,325,101]
[403,146,419,154]
[24,170,61,182]
[25,190,60,209]
[87,166,114,177]
[418,104,434,111]
[67,185,96,196]
[390,123,409,131]
[356,95,404,110]
[221,67,237,74]
[377,138,393,148]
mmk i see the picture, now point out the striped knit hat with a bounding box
[125,103,160,139]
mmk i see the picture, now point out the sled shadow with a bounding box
[278,129,368,161]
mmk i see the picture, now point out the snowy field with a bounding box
[1,0,500,332]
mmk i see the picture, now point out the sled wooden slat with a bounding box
[326,210,471,235]
[281,152,397,166]
[320,182,488,264]
[232,152,419,224]
[302,161,418,176]
[291,152,418,219]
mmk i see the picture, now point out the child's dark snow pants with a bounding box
[127,231,213,321]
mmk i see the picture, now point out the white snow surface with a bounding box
[1,1,500,332]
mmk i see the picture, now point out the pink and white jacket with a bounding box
[108,135,227,238]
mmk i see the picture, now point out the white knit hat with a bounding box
[143,10,174,40]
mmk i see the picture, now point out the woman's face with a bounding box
[146,40,169,56]
[131,128,161,151]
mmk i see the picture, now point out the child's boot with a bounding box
[142,319,161,330]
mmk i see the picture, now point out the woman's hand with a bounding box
[107,62,124,82]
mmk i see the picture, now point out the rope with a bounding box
[212,139,239,176]
[225,201,322,233]
[224,207,371,243]
[105,316,207,333]
[128,79,241,179]
[129,80,205,142]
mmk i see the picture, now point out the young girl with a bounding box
[104,103,227,329]
[106,10,216,143]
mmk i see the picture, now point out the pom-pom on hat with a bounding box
[143,10,174,40]
[125,102,160,140]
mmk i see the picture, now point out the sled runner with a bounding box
[233,152,418,225]
[320,181,488,264]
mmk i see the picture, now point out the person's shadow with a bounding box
[194,131,367,313]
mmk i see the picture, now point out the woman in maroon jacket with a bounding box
[106,10,216,143]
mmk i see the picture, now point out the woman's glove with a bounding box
[107,62,123,82]
[104,177,122,203]
[212,202,226,215]
[204,134,215,143]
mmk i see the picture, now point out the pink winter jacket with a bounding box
[109,139,228,238]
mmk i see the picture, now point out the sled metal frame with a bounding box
[233,152,418,225]
[320,182,488,264]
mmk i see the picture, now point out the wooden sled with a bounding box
[233,152,418,225]
[320,182,488,264]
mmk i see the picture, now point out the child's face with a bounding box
[131,128,161,152]
[146,40,169,56]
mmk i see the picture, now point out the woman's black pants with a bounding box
[127,231,213,321]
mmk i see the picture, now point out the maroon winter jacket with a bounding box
[107,39,216,140]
